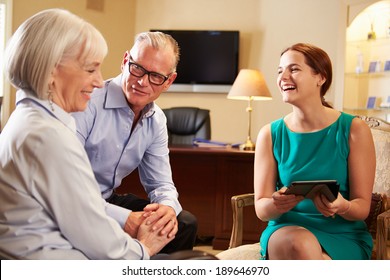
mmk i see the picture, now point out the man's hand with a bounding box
[143,204,178,238]
[124,211,146,238]
[137,219,175,256]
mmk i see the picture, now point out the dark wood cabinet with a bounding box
[117,145,267,250]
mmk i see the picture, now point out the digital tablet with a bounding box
[284,180,340,202]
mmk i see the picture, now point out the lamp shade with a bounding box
[227,69,272,100]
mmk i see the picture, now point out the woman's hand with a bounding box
[137,218,175,256]
[313,193,351,218]
[272,187,304,213]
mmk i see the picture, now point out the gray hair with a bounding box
[4,8,108,99]
[134,31,180,72]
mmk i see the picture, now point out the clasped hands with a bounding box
[272,187,350,217]
[124,203,178,239]
[124,203,178,256]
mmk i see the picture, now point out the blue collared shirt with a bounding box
[72,75,182,227]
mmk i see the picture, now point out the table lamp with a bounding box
[227,69,272,151]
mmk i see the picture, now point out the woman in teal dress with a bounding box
[254,43,376,260]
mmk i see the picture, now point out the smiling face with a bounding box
[277,50,324,106]
[120,41,177,115]
[50,58,104,113]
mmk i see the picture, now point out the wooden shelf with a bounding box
[344,107,390,111]
[344,35,390,111]
[345,71,390,77]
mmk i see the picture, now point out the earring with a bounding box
[47,88,54,112]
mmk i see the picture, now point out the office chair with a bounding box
[163,107,211,145]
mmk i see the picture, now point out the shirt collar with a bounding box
[104,75,128,109]
[16,89,77,133]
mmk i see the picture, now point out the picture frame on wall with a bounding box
[366,96,377,109]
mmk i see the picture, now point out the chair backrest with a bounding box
[357,116,390,197]
[163,107,211,145]
[357,116,390,247]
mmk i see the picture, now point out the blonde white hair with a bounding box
[4,8,108,99]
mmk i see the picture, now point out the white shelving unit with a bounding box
[344,37,390,121]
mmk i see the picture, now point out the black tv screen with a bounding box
[152,30,239,85]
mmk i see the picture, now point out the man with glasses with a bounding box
[72,32,197,254]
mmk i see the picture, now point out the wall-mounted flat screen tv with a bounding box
[151,30,239,89]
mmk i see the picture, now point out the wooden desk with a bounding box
[118,145,267,250]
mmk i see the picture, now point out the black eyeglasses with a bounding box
[128,61,171,86]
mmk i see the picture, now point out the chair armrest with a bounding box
[376,209,390,260]
[229,193,255,249]
[229,191,390,259]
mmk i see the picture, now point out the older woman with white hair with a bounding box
[0,8,173,260]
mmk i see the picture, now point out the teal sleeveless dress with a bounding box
[259,112,373,260]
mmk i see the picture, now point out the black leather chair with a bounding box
[162,107,211,145]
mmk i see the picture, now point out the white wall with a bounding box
[134,0,349,143]
[1,0,136,130]
[3,0,381,138]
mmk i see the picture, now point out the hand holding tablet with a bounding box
[284,180,340,202]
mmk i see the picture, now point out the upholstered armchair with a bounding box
[217,115,390,260]
[163,107,211,145]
